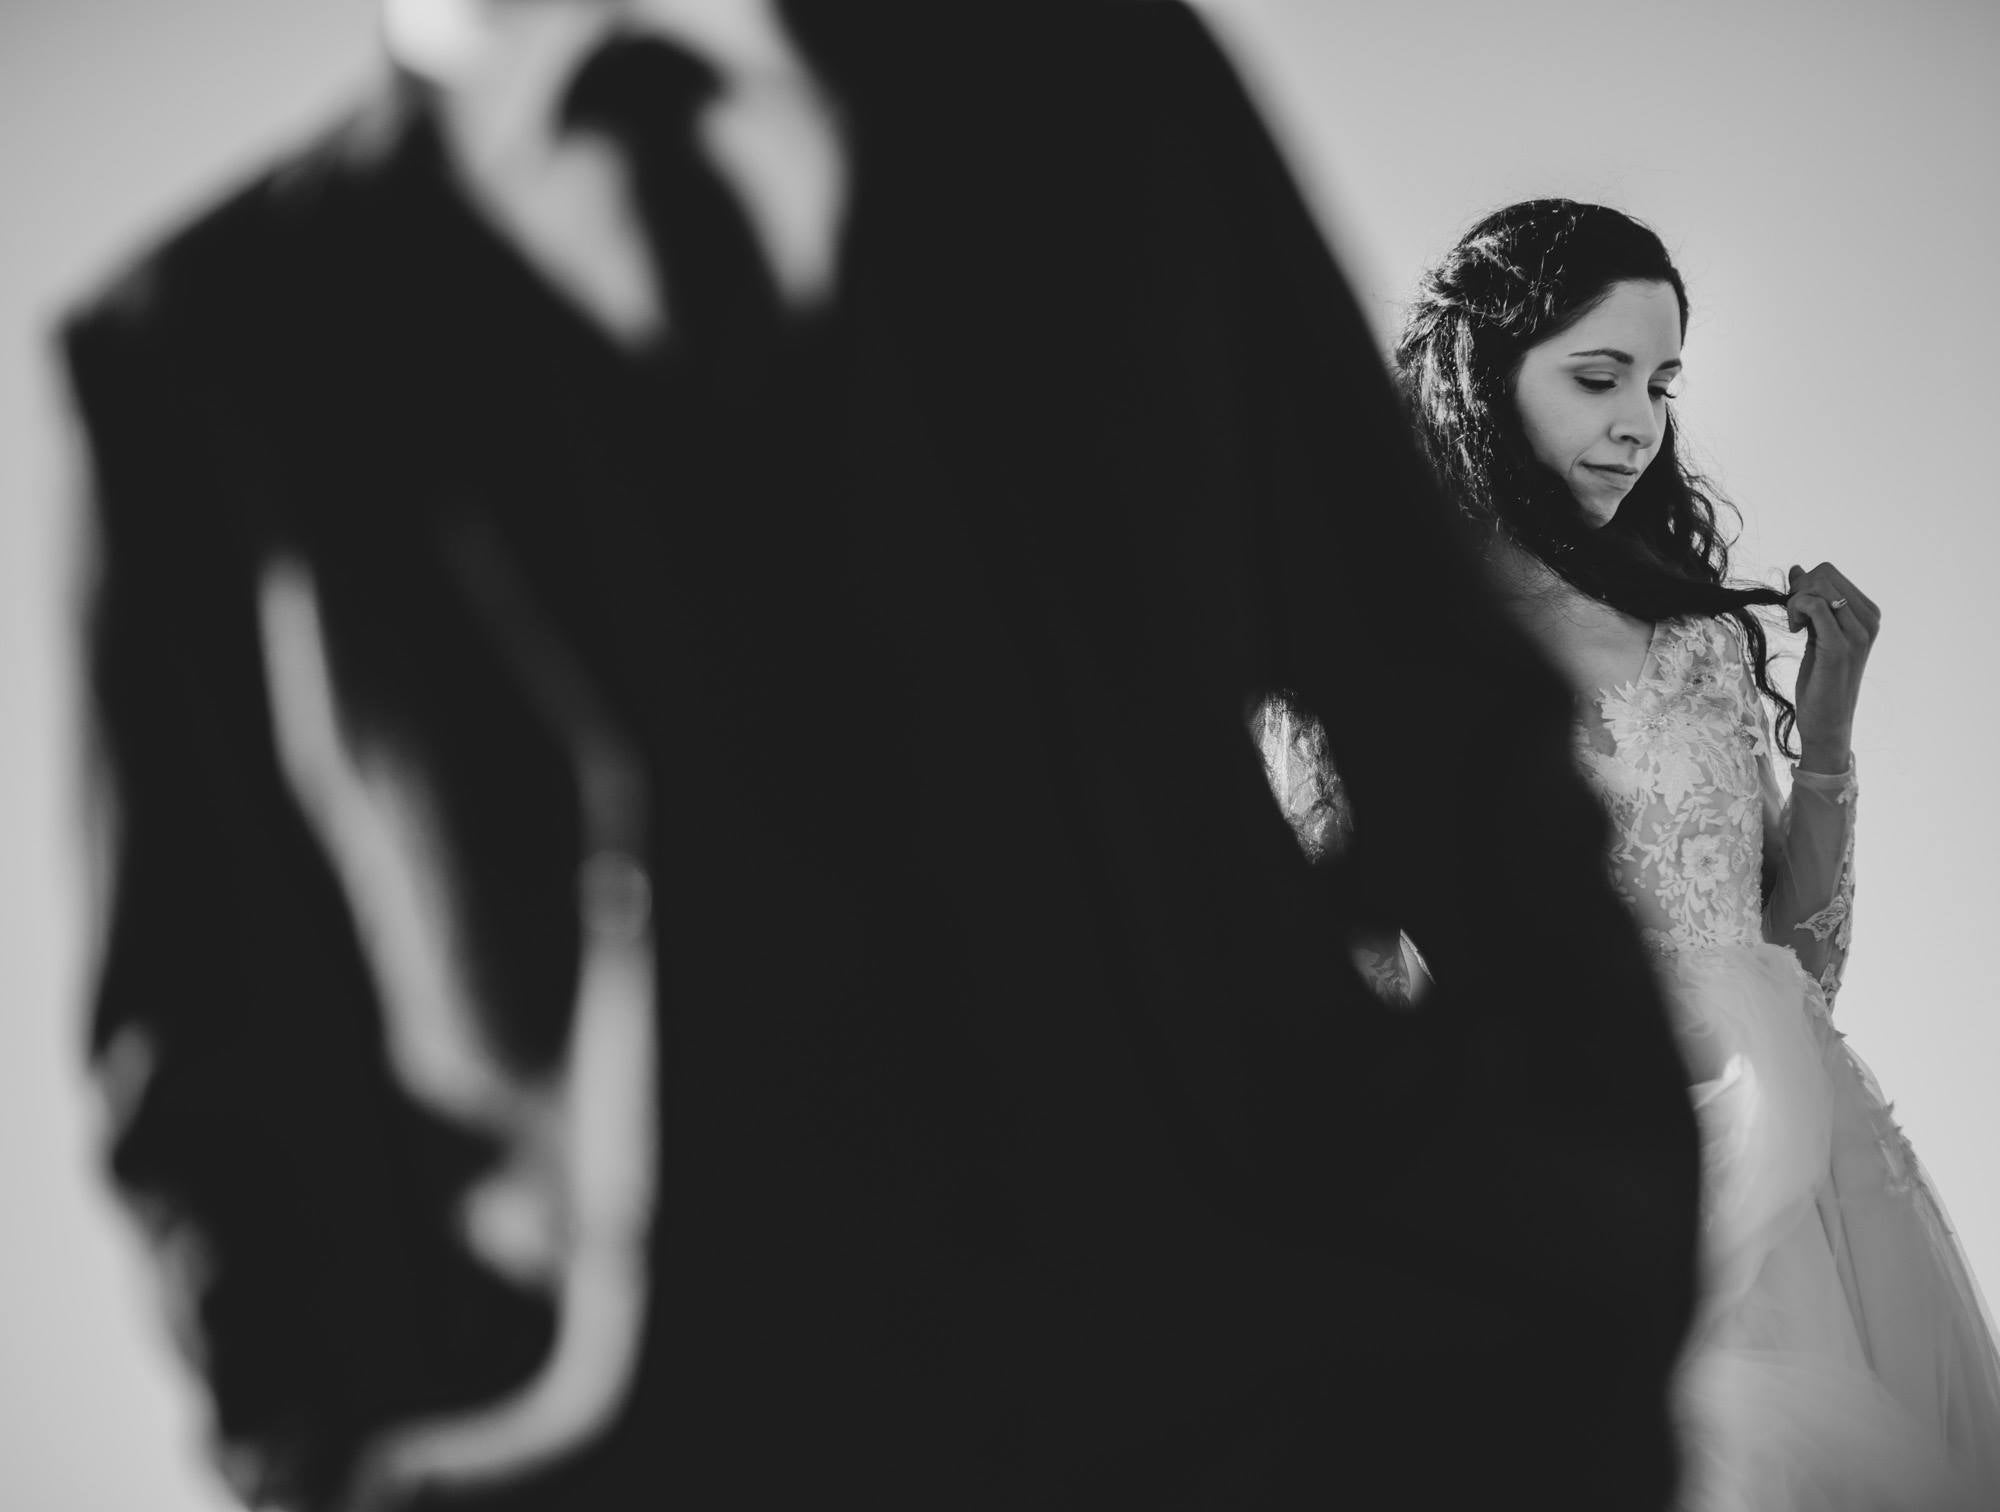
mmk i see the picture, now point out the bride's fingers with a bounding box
[1811,569,1878,646]
[1822,567,1882,637]
[1786,564,1815,631]
[1788,590,1847,654]
[1787,567,1818,633]
[1790,564,1880,642]
[1789,562,1845,614]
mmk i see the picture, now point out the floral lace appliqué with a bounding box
[1576,618,1771,958]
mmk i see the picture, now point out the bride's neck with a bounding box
[1482,535,1646,644]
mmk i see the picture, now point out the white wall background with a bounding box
[1,2,1992,1506]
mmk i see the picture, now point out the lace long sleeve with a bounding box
[64,275,556,1509]
[1759,743,1858,1007]
[1724,624,1858,1003]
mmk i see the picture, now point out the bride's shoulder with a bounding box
[1664,612,1753,663]
[1647,617,1764,711]
[1669,617,1772,740]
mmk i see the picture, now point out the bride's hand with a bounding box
[1786,561,1880,772]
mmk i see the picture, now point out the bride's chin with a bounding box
[1566,488,1622,529]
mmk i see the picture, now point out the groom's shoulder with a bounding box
[62,81,429,368]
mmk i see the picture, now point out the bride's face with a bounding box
[1511,278,1683,526]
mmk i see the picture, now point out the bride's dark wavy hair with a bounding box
[1394,198,1799,755]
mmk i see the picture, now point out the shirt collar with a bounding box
[385,3,635,181]
[384,1,818,181]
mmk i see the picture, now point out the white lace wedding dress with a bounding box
[1259,614,2000,1507]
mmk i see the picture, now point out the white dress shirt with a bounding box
[383,0,850,346]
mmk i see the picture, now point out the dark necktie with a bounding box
[560,32,786,392]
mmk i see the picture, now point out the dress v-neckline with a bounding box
[1599,617,1667,707]
[1577,617,1667,750]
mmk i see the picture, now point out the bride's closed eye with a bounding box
[1572,376,1678,400]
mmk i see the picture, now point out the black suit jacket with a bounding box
[63,5,1699,1507]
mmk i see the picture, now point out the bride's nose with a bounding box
[1611,391,1661,452]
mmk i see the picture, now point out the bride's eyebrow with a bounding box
[1566,348,1684,373]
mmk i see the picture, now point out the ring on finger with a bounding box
[1830,597,1849,610]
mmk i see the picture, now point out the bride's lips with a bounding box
[1584,463,1640,484]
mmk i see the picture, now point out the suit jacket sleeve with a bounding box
[62,263,549,1509]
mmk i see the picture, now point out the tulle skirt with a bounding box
[1665,943,2000,1511]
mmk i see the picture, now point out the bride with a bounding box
[1266,198,2000,1507]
